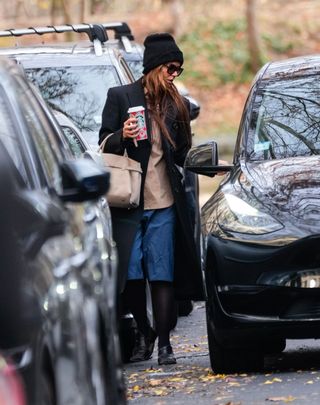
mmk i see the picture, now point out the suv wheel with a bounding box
[206,304,264,374]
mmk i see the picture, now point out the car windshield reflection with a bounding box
[249,75,320,161]
[26,65,120,146]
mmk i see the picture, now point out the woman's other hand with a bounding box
[217,159,230,176]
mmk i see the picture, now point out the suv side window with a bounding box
[0,87,30,187]
[125,60,143,81]
[61,126,86,158]
[17,87,62,192]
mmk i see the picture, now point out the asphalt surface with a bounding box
[124,302,320,405]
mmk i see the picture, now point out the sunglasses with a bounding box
[164,64,184,76]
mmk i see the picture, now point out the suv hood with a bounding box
[245,156,320,223]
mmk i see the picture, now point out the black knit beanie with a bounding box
[142,33,184,75]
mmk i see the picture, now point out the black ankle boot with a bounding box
[158,345,176,365]
[130,328,157,362]
[144,327,157,360]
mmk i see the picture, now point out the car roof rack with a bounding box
[0,22,135,54]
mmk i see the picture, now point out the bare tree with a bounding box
[15,0,30,21]
[50,0,73,40]
[80,0,86,22]
[163,0,184,38]
[61,0,72,25]
[50,0,59,26]
[246,0,262,73]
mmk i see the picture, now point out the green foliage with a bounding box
[262,33,294,54]
[180,19,254,89]
[180,17,296,90]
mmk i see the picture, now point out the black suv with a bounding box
[0,56,125,405]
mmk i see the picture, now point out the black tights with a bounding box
[123,280,175,349]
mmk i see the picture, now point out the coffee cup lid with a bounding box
[128,106,145,113]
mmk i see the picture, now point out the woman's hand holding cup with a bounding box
[123,117,139,146]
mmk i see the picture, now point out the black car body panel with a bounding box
[185,54,320,372]
[0,56,125,404]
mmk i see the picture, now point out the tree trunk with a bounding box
[61,0,73,41]
[171,0,184,38]
[162,0,184,38]
[79,0,85,22]
[61,0,72,25]
[246,0,262,73]
[50,0,59,26]
[15,0,29,21]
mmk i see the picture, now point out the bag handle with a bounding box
[98,133,114,152]
[98,133,128,157]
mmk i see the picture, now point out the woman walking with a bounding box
[99,32,203,365]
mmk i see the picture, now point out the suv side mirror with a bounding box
[59,158,110,202]
[184,141,233,177]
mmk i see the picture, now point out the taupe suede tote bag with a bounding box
[99,134,142,208]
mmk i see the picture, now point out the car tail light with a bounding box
[0,356,26,405]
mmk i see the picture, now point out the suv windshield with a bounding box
[249,74,320,161]
[26,65,120,146]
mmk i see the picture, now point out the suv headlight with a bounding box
[218,193,283,234]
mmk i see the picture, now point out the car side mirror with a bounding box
[186,95,200,121]
[184,141,233,177]
[59,158,110,202]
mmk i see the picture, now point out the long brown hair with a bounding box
[143,65,192,149]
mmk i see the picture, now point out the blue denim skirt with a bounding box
[127,206,175,282]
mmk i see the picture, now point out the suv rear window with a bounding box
[26,65,120,146]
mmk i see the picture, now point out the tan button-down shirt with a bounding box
[143,119,174,210]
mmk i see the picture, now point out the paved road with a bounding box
[124,302,320,404]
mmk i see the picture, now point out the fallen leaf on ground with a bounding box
[224,402,241,405]
[167,377,185,382]
[266,396,296,402]
[153,389,168,396]
[149,379,162,386]
[264,377,282,384]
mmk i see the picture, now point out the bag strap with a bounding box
[98,133,114,152]
[98,133,128,157]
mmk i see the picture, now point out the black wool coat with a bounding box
[99,78,204,300]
